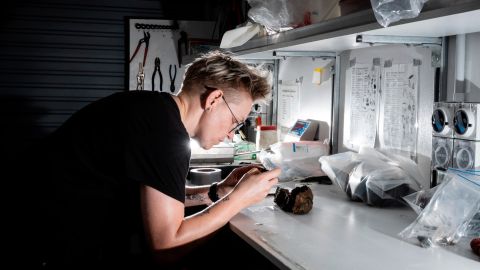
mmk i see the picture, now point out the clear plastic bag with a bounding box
[259,141,329,181]
[402,185,439,215]
[399,170,480,247]
[347,160,392,202]
[247,0,340,34]
[318,151,362,190]
[319,147,424,206]
[247,0,294,34]
[364,166,420,206]
[370,0,429,27]
[466,212,480,238]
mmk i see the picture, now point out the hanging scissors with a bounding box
[129,31,150,66]
[152,57,163,91]
[169,64,177,93]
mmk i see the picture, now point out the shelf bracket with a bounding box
[431,46,442,68]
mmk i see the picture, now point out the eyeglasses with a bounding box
[221,96,246,140]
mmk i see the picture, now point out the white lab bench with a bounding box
[229,183,479,270]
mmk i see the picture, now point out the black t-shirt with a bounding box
[13,91,190,267]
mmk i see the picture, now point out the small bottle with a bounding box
[255,115,262,126]
[256,125,277,150]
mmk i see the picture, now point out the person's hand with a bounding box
[231,167,280,207]
[217,165,264,198]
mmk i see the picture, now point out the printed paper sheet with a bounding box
[347,63,380,148]
[277,80,301,129]
[379,63,419,156]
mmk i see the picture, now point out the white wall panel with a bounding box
[338,44,435,187]
[277,57,333,142]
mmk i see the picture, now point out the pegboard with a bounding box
[127,18,218,93]
[127,19,182,93]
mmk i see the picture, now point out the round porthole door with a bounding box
[432,109,447,133]
[434,144,450,168]
[454,109,470,135]
[455,147,474,169]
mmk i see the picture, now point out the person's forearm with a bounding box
[185,185,209,195]
[158,191,245,249]
[185,185,211,207]
[185,192,210,207]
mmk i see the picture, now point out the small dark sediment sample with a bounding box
[274,185,313,214]
[471,238,480,256]
[273,187,290,210]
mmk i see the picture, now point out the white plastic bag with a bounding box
[370,0,429,27]
[259,141,329,181]
[220,23,261,48]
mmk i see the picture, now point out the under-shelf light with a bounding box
[356,35,442,46]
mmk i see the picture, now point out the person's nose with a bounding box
[226,131,235,140]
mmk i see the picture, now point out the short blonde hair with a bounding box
[182,50,271,102]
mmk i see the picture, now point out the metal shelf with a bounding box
[230,1,480,58]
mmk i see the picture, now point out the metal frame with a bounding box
[438,36,449,102]
[272,59,280,126]
[331,55,341,154]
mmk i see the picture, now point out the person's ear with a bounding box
[203,89,223,111]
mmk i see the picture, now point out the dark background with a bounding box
[0,0,248,163]
[0,2,281,268]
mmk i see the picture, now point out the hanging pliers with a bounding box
[129,31,150,66]
[177,31,188,67]
[169,64,177,93]
[152,57,163,91]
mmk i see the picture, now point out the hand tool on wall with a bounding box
[177,31,188,67]
[169,64,177,93]
[130,31,150,67]
[136,62,145,90]
[152,57,163,91]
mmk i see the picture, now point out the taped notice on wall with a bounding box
[379,63,419,158]
[277,79,301,137]
[345,62,380,149]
